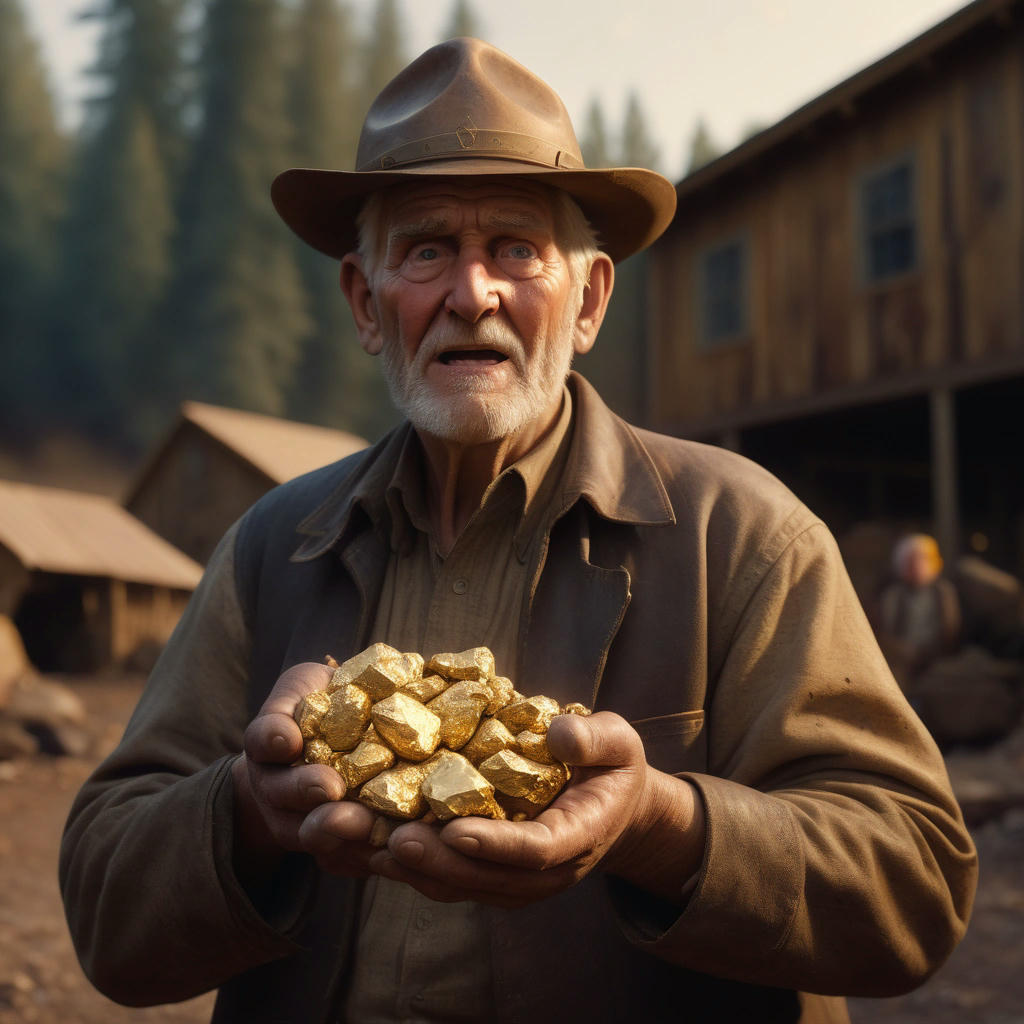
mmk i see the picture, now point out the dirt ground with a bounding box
[0,673,1021,1024]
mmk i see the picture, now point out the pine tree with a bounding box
[163,0,310,422]
[361,0,407,112]
[286,0,392,439]
[443,0,483,40]
[685,117,721,175]
[0,0,66,438]
[49,0,187,447]
[579,97,612,168]
[619,90,660,172]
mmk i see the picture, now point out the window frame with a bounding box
[694,230,752,351]
[857,152,920,286]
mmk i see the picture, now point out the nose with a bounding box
[444,251,500,322]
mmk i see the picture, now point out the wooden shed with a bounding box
[0,480,203,673]
[126,402,367,565]
[648,0,1024,582]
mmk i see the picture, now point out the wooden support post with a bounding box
[929,387,960,560]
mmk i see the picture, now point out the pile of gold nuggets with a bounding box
[295,643,589,837]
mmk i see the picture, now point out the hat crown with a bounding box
[356,38,585,172]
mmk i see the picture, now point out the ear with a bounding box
[572,253,614,356]
[340,253,384,355]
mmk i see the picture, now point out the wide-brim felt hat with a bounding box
[271,38,677,265]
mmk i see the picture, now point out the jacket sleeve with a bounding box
[617,520,977,996]
[58,521,313,1007]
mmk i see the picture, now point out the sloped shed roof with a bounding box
[673,0,1016,206]
[180,402,367,485]
[0,479,203,589]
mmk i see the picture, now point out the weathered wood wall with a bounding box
[128,424,274,564]
[649,20,1024,434]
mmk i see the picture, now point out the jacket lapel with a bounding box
[518,375,676,710]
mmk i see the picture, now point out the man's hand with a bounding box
[365,711,705,907]
[231,663,376,888]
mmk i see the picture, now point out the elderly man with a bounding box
[61,39,975,1024]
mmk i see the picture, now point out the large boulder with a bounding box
[0,625,92,758]
[0,614,30,707]
[911,645,1023,747]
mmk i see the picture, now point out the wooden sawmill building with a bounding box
[126,401,367,565]
[647,0,1024,589]
[0,480,203,672]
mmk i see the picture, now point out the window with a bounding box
[861,158,917,282]
[698,235,749,347]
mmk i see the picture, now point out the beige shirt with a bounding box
[343,390,573,1024]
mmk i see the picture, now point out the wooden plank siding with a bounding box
[649,9,1024,437]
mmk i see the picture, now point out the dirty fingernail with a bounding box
[398,840,424,865]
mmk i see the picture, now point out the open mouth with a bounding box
[437,349,508,366]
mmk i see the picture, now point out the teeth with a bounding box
[439,349,505,364]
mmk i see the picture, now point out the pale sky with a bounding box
[26,0,971,181]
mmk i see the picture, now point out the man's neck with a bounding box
[416,404,562,556]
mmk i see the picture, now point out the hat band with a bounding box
[362,127,584,172]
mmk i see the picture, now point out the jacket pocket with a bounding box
[630,710,706,776]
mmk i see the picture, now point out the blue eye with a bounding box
[415,246,439,261]
[507,244,534,259]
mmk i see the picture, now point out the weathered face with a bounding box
[359,180,585,446]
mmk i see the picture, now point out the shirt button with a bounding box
[452,578,468,595]
[416,908,432,929]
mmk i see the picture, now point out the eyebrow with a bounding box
[386,209,549,245]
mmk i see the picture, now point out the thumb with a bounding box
[546,711,644,769]
[245,661,333,765]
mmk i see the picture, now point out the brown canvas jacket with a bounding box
[59,374,976,1023]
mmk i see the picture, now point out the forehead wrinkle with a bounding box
[485,208,549,234]
[386,214,451,245]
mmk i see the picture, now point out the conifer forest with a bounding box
[0,0,665,458]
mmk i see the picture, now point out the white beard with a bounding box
[380,310,576,445]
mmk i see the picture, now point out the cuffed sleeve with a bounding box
[59,521,314,1006]
[615,522,977,996]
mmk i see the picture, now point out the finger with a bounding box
[299,800,377,852]
[369,843,579,906]
[254,760,345,812]
[300,803,385,879]
[546,711,645,768]
[372,822,578,897]
[259,662,333,717]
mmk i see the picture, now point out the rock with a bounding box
[0,716,39,759]
[912,646,1023,746]
[0,615,31,706]
[5,674,86,727]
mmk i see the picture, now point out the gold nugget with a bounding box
[292,646,585,822]
[371,691,442,761]
[421,754,506,821]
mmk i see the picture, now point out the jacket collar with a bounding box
[290,371,675,563]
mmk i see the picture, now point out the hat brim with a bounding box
[270,159,677,265]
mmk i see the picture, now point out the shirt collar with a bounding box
[384,385,573,562]
[291,372,675,564]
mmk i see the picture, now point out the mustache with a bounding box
[418,317,525,365]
